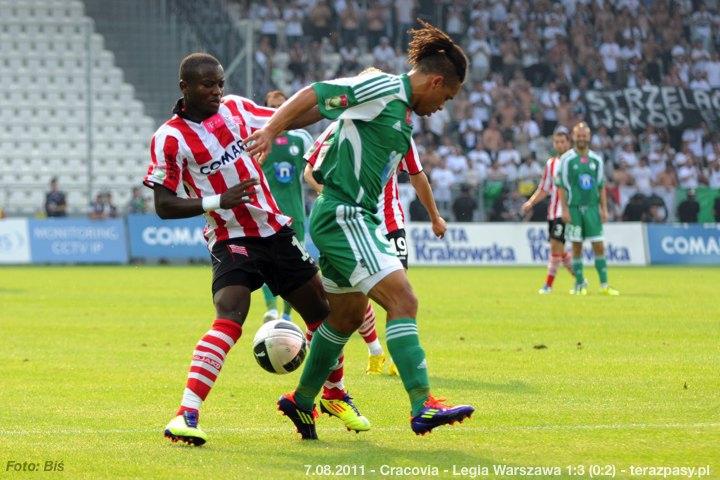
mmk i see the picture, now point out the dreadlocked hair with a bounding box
[407,19,468,85]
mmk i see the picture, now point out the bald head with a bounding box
[572,122,591,151]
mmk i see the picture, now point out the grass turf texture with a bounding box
[1,266,719,479]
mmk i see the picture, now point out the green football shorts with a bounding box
[566,205,604,243]
[309,195,403,294]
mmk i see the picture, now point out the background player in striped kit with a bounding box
[259,90,313,323]
[304,117,446,377]
[521,129,575,294]
[144,53,369,446]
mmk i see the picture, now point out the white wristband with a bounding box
[202,194,222,212]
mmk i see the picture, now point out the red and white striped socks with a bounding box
[562,251,574,274]
[177,318,242,417]
[359,303,383,356]
[545,254,562,287]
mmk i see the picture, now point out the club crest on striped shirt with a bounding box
[202,113,226,133]
[228,244,249,256]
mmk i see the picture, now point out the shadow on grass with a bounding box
[0,288,26,294]
[429,377,533,393]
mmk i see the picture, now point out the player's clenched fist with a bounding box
[220,178,259,208]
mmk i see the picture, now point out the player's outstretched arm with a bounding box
[153,179,259,219]
[409,171,446,238]
[521,187,547,215]
[245,86,321,164]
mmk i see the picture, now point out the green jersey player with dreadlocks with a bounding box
[246,20,475,439]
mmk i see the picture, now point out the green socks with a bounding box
[386,318,430,416]
[262,284,292,317]
[261,284,276,310]
[295,322,350,410]
[572,257,584,286]
[595,256,608,285]
[283,300,293,317]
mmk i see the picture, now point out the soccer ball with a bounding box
[252,320,307,374]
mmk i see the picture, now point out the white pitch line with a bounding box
[1,422,719,437]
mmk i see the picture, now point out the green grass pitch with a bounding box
[2,266,719,479]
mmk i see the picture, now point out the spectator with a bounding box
[446,146,469,175]
[394,0,415,48]
[365,2,386,47]
[430,160,455,213]
[89,192,118,220]
[516,157,542,191]
[715,196,720,222]
[632,157,653,195]
[677,189,700,223]
[372,36,396,71]
[284,2,305,45]
[338,1,359,46]
[617,142,639,168]
[703,51,720,88]
[468,139,492,168]
[677,157,700,189]
[452,184,478,222]
[127,186,149,214]
[307,0,334,43]
[623,193,648,221]
[409,194,430,222]
[44,177,67,217]
[708,160,720,188]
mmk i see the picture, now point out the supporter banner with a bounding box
[127,214,207,259]
[646,224,720,265]
[28,218,128,264]
[0,219,31,264]
[584,87,720,132]
[405,222,647,266]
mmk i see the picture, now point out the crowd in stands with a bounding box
[238,0,720,222]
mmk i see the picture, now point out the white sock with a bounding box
[367,339,383,356]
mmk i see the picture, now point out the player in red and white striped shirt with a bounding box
[145,53,369,446]
[305,122,445,377]
[521,129,574,293]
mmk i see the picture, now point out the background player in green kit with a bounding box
[556,122,620,296]
[260,90,313,322]
[246,20,475,439]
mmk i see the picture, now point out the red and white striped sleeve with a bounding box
[399,138,423,174]
[143,127,185,194]
[224,95,276,130]
[304,123,337,167]
[539,157,554,193]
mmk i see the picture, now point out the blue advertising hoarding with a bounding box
[126,214,208,259]
[28,218,128,264]
[646,224,720,265]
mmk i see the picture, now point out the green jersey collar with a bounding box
[400,74,412,105]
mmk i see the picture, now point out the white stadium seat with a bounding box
[1,0,156,215]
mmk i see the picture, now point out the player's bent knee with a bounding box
[389,290,418,319]
[213,287,250,324]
